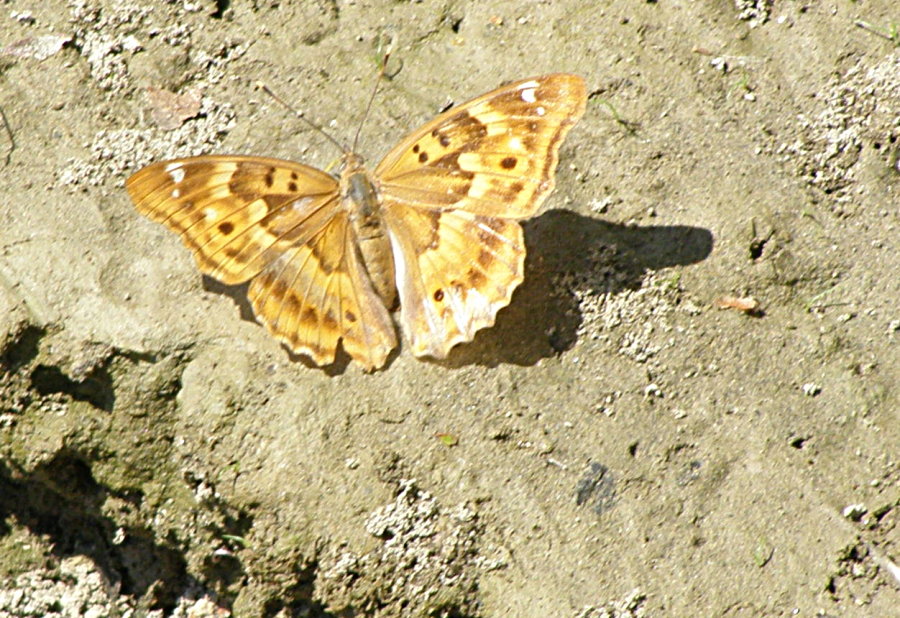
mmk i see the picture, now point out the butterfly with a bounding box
[126,73,587,370]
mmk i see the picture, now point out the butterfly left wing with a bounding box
[126,155,340,284]
[375,74,586,359]
[127,155,397,369]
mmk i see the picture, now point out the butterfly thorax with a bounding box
[340,153,397,309]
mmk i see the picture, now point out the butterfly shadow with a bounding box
[438,208,714,368]
[203,209,713,372]
[199,277,358,375]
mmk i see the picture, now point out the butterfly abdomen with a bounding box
[342,162,397,310]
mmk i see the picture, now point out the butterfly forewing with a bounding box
[376,74,587,359]
[376,74,587,218]
[127,155,340,284]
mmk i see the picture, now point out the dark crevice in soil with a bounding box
[211,0,229,19]
[0,452,190,612]
[1,324,44,372]
[198,507,254,597]
[30,364,115,412]
[262,561,333,618]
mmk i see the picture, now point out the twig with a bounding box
[592,96,639,135]
[0,105,14,167]
[854,19,900,45]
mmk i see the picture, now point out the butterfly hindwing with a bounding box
[248,211,396,370]
[383,207,525,359]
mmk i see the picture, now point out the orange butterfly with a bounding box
[127,74,586,369]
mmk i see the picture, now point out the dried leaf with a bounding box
[145,87,202,130]
[714,295,764,316]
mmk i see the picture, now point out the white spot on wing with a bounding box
[292,196,314,211]
[165,163,185,184]
[171,188,180,198]
[521,88,536,103]
[536,106,546,116]
[204,208,217,221]
[509,137,523,151]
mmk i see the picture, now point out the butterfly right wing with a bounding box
[374,74,586,359]
[127,155,396,369]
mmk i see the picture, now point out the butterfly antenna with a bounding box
[351,52,391,153]
[256,82,348,154]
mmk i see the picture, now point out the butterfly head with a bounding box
[340,151,367,175]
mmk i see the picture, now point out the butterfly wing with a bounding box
[247,209,397,370]
[127,155,396,369]
[374,74,586,358]
[127,155,339,284]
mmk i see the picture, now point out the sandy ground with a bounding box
[1,1,898,616]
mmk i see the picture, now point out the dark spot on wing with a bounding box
[432,131,452,147]
[263,194,293,211]
[422,210,442,250]
[272,279,287,300]
[324,310,337,329]
[432,152,475,181]
[301,307,317,323]
[218,221,234,235]
[501,156,517,170]
[476,217,505,250]
[467,268,487,288]
[477,249,493,268]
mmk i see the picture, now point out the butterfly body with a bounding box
[340,154,397,308]
[127,74,587,370]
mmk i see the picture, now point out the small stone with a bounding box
[644,383,663,398]
[842,504,867,521]
[801,383,821,397]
